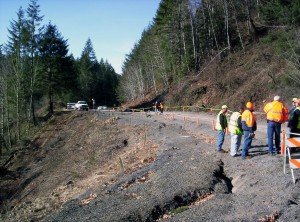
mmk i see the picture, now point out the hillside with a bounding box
[128,43,299,112]
[119,1,300,111]
[0,111,158,221]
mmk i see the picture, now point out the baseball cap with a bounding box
[292,98,298,102]
[221,105,228,109]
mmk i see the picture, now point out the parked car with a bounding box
[75,101,89,111]
[67,102,76,110]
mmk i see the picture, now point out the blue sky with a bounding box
[0,0,161,73]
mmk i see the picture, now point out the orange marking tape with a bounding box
[290,159,300,169]
[288,138,300,147]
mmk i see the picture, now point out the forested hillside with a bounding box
[0,0,119,153]
[118,0,300,109]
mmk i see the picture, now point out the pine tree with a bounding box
[77,38,97,99]
[6,7,28,142]
[38,23,76,114]
[24,0,44,126]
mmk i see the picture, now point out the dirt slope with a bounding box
[1,110,300,221]
[0,111,158,221]
[157,44,300,112]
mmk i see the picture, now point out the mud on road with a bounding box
[1,110,300,221]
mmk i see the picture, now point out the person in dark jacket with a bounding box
[290,99,300,137]
[288,98,298,138]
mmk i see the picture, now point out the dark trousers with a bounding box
[267,121,281,153]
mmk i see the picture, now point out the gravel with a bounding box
[44,111,300,222]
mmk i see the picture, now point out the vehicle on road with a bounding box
[67,103,76,110]
[97,105,107,110]
[75,101,89,111]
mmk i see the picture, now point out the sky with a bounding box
[0,0,161,74]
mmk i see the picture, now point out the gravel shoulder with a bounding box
[43,110,300,222]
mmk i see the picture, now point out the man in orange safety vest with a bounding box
[263,95,288,155]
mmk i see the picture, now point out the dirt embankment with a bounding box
[0,111,158,221]
[1,110,300,221]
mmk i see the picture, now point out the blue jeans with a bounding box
[242,131,252,158]
[217,130,225,151]
[267,121,281,153]
[230,133,242,156]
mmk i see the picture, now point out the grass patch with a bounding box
[71,171,83,179]
[87,151,97,166]
[170,206,189,214]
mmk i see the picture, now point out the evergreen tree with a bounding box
[77,38,97,100]
[38,23,77,114]
[24,0,44,126]
[5,7,28,141]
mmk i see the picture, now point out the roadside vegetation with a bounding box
[119,0,300,109]
[0,0,119,156]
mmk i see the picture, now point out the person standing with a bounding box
[215,105,228,153]
[228,106,244,157]
[263,95,288,155]
[287,98,298,138]
[290,99,300,137]
[156,101,160,114]
[241,102,257,159]
[159,102,164,114]
[153,101,158,113]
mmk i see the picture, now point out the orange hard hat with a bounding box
[246,102,254,109]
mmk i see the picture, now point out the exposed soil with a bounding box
[0,110,158,221]
[1,109,300,221]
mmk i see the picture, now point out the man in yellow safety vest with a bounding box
[215,105,228,153]
[241,102,257,159]
[263,95,288,155]
[229,106,244,157]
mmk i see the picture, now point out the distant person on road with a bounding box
[287,98,298,138]
[153,101,158,113]
[228,106,244,157]
[215,105,228,153]
[159,103,164,114]
[241,102,257,160]
[263,95,288,155]
[290,98,300,137]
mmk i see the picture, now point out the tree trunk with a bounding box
[207,0,220,53]
[188,3,197,70]
[223,0,231,51]
[231,0,245,51]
